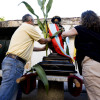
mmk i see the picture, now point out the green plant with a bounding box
[0,17,5,21]
[19,0,53,56]
[19,0,63,93]
[27,64,49,93]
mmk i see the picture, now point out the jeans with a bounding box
[0,56,25,100]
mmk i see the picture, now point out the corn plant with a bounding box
[0,17,5,21]
[19,0,53,56]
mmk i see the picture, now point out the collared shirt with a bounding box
[6,23,41,62]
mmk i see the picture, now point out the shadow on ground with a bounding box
[22,82,88,100]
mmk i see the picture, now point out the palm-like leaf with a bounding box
[50,30,62,39]
[19,0,54,93]
[46,0,53,18]
[26,64,49,93]
[37,18,45,31]
[37,0,46,17]
[42,0,46,12]
[33,64,49,93]
[20,1,46,34]
[66,45,70,55]
[37,0,42,8]
[20,1,38,18]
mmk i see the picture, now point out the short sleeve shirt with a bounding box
[74,25,100,62]
[6,23,41,62]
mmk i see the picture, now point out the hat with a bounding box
[51,16,61,23]
[19,73,37,94]
[68,75,83,97]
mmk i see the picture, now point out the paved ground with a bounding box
[64,82,88,100]
[1,70,88,100]
[22,91,88,100]
[64,92,88,100]
[22,89,88,100]
[22,82,88,100]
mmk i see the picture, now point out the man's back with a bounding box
[7,23,41,62]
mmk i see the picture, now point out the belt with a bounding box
[7,54,26,64]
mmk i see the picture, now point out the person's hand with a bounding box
[0,44,2,48]
[47,37,51,42]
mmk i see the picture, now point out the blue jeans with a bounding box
[0,56,25,100]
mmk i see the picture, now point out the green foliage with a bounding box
[19,1,54,93]
[27,64,49,93]
[46,0,53,18]
[20,0,53,38]
[50,30,62,39]
[37,0,46,17]
[21,0,53,56]
[66,45,70,55]
[19,0,53,56]
[19,1,38,18]
[33,64,49,93]
[0,17,5,21]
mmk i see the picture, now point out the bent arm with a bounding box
[38,38,51,44]
[33,45,46,51]
[62,28,78,38]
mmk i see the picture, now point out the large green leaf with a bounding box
[41,0,46,10]
[46,0,53,18]
[42,31,47,38]
[37,19,45,31]
[44,20,48,37]
[20,1,39,18]
[33,64,49,93]
[43,0,46,4]
[37,0,46,17]
[66,45,70,55]
[37,0,42,8]
[50,30,62,39]
[20,0,53,57]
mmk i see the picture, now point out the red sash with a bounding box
[48,23,73,61]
